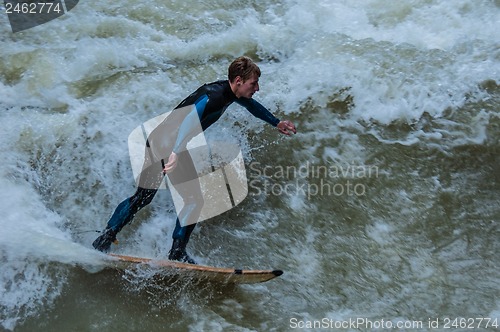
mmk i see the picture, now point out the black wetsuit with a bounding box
[102,80,280,247]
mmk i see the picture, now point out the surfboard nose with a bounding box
[272,270,283,277]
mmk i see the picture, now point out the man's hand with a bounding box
[163,152,178,174]
[277,120,297,135]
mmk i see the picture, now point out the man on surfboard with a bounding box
[92,56,296,264]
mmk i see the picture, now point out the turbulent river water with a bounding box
[0,0,499,331]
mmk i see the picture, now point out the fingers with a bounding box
[277,120,297,135]
[163,161,176,173]
[162,152,178,174]
[286,120,297,134]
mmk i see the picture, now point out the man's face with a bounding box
[236,74,260,98]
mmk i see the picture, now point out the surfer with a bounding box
[92,56,296,264]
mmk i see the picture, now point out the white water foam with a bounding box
[0,173,107,330]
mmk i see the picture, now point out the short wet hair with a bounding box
[228,56,261,83]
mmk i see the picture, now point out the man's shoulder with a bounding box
[175,80,231,109]
[203,80,233,98]
[204,79,229,90]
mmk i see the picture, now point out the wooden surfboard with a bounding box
[107,254,283,284]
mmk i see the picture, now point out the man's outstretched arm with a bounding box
[236,98,297,135]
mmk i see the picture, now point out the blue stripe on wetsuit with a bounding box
[172,94,209,153]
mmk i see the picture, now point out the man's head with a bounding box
[228,56,260,99]
[228,56,261,82]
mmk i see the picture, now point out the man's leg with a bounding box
[92,156,163,252]
[92,187,158,252]
[167,151,204,263]
[168,197,201,264]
